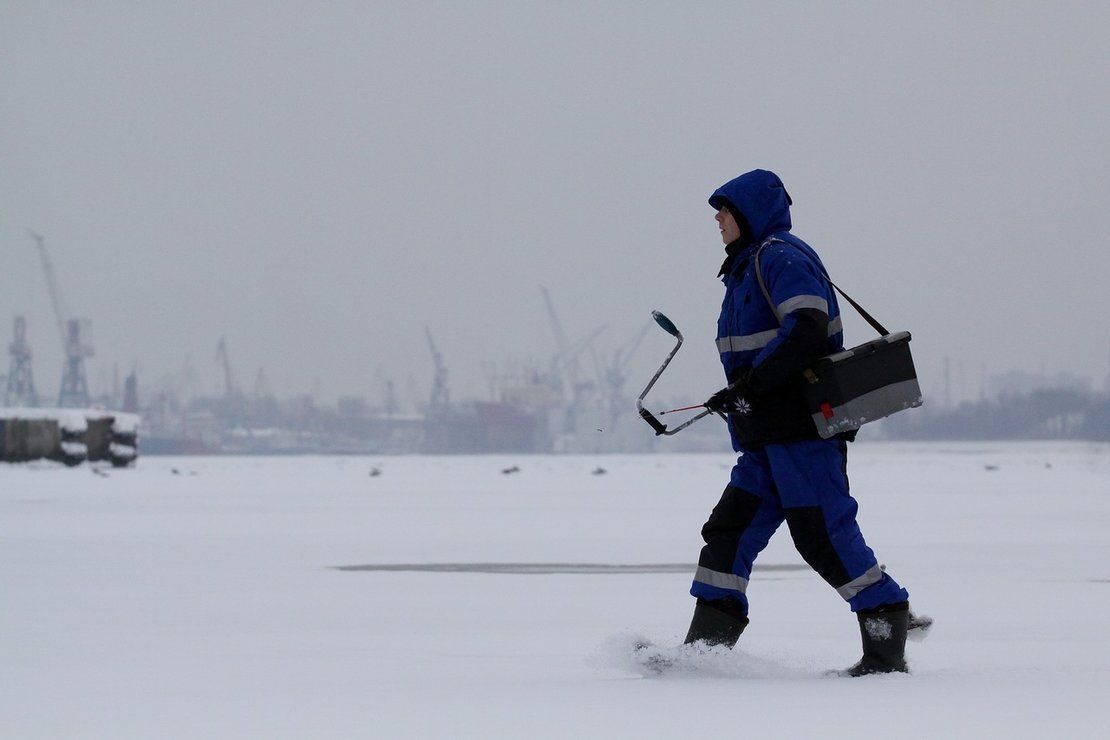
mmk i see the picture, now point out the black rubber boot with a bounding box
[683,598,749,648]
[839,601,910,677]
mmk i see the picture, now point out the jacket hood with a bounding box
[709,169,793,244]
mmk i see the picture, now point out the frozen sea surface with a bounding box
[3,442,1110,738]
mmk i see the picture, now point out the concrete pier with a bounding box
[0,408,139,466]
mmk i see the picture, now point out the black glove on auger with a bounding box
[705,377,752,416]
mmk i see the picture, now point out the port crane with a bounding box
[30,231,93,407]
[425,327,449,411]
[5,315,38,407]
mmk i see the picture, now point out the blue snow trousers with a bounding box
[690,439,908,614]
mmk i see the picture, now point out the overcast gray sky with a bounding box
[2,1,1108,408]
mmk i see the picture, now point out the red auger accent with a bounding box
[820,402,835,420]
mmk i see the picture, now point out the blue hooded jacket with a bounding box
[709,168,793,244]
[709,170,845,449]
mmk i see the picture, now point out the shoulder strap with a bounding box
[754,238,890,337]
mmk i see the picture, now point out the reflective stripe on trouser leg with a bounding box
[836,563,884,600]
[693,566,748,594]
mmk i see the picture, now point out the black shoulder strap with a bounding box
[754,238,890,337]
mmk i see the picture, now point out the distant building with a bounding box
[987,370,1091,400]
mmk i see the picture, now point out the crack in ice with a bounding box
[331,562,811,575]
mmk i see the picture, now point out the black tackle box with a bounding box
[802,331,923,439]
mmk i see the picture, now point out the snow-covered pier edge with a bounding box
[0,407,138,467]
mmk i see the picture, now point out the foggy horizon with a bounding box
[3,2,1108,410]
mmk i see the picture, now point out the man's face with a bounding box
[715,206,742,244]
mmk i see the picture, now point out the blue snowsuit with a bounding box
[690,169,908,614]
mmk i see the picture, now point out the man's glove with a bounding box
[705,379,751,415]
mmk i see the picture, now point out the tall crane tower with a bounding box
[5,315,38,407]
[424,327,449,411]
[540,285,574,396]
[122,368,139,413]
[30,231,94,407]
[215,338,238,398]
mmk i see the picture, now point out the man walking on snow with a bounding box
[685,168,911,676]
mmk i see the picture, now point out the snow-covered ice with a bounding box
[3,442,1109,738]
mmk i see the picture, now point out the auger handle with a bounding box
[651,310,680,338]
